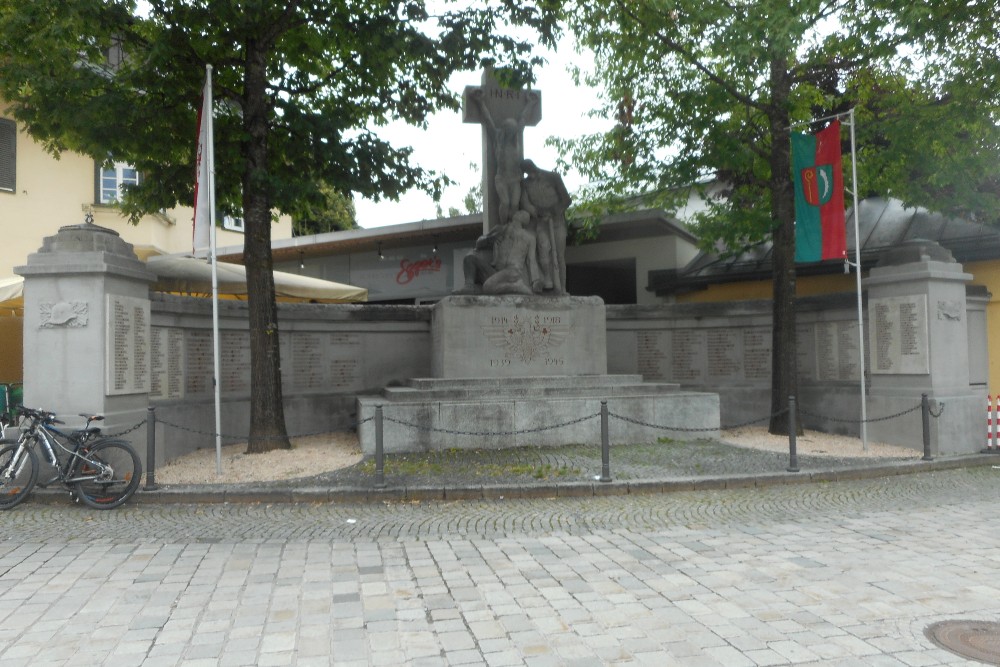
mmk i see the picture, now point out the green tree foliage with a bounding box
[293,185,357,236]
[0,0,556,451]
[559,0,1000,433]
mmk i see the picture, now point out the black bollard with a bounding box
[144,406,159,491]
[787,395,800,473]
[374,405,386,489]
[600,400,611,483]
[921,393,933,461]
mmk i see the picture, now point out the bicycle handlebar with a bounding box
[16,405,65,425]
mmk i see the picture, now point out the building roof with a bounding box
[216,208,697,266]
[649,197,1000,296]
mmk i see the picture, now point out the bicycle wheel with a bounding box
[73,439,141,509]
[0,441,38,510]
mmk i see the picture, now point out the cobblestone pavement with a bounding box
[2,467,1000,666]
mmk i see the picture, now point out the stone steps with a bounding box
[378,375,681,402]
[357,375,718,454]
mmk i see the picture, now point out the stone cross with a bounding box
[463,69,542,234]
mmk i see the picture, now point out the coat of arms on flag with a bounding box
[792,120,846,263]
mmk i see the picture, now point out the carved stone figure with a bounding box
[520,159,571,294]
[472,89,539,225]
[483,211,543,296]
[457,228,500,294]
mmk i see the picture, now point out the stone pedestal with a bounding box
[432,295,607,378]
[15,222,155,461]
[360,293,720,454]
[357,375,719,454]
[863,240,985,455]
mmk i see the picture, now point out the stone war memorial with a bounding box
[15,73,988,469]
[355,71,721,453]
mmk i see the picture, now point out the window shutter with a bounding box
[0,118,16,193]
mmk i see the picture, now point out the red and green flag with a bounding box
[792,120,846,263]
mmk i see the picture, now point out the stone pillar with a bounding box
[15,221,155,458]
[863,239,985,455]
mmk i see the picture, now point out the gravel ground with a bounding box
[153,426,920,486]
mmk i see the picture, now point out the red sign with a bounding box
[396,256,442,285]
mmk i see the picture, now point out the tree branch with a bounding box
[614,0,766,112]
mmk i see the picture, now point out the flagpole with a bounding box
[845,108,868,451]
[205,64,223,475]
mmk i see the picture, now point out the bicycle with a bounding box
[0,406,142,510]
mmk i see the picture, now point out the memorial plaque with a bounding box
[706,329,741,380]
[330,357,360,389]
[796,324,815,381]
[432,296,607,378]
[150,327,187,400]
[670,329,705,383]
[105,295,151,396]
[743,327,771,380]
[329,333,361,390]
[836,321,861,381]
[869,295,929,374]
[185,330,214,395]
[166,329,184,398]
[293,333,326,390]
[220,331,251,393]
[637,330,669,381]
[815,322,839,381]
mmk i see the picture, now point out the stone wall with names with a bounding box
[284,332,363,392]
[635,321,866,386]
[150,327,185,400]
[220,331,251,394]
[106,295,151,396]
[150,326,364,401]
[184,330,214,396]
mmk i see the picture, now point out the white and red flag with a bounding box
[193,66,214,253]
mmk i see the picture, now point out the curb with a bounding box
[26,454,998,507]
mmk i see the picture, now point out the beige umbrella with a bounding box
[146,255,367,303]
[0,276,23,316]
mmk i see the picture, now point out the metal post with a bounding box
[144,406,159,490]
[921,393,933,461]
[787,395,800,472]
[374,405,386,489]
[600,400,611,483]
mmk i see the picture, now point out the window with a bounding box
[96,161,139,204]
[222,215,245,232]
[0,118,15,193]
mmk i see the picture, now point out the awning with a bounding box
[0,276,23,316]
[0,258,368,311]
[146,255,368,303]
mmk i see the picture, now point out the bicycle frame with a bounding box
[12,410,107,486]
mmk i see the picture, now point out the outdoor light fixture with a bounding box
[432,237,438,254]
[299,251,305,270]
[378,242,384,260]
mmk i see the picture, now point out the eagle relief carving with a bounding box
[40,301,89,328]
[482,313,570,363]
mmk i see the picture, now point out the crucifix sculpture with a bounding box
[463,68,542,235]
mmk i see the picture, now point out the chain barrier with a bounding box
[154,415,374,442]
[800,403,924,425]
[102,419,148,439]
[37,400,943,447]
[382,412,600,437]
[604,408,789,434]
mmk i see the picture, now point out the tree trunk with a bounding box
[242,39,291,453]
[767,55,799,436]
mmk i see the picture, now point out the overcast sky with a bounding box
[353,43,610,228]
